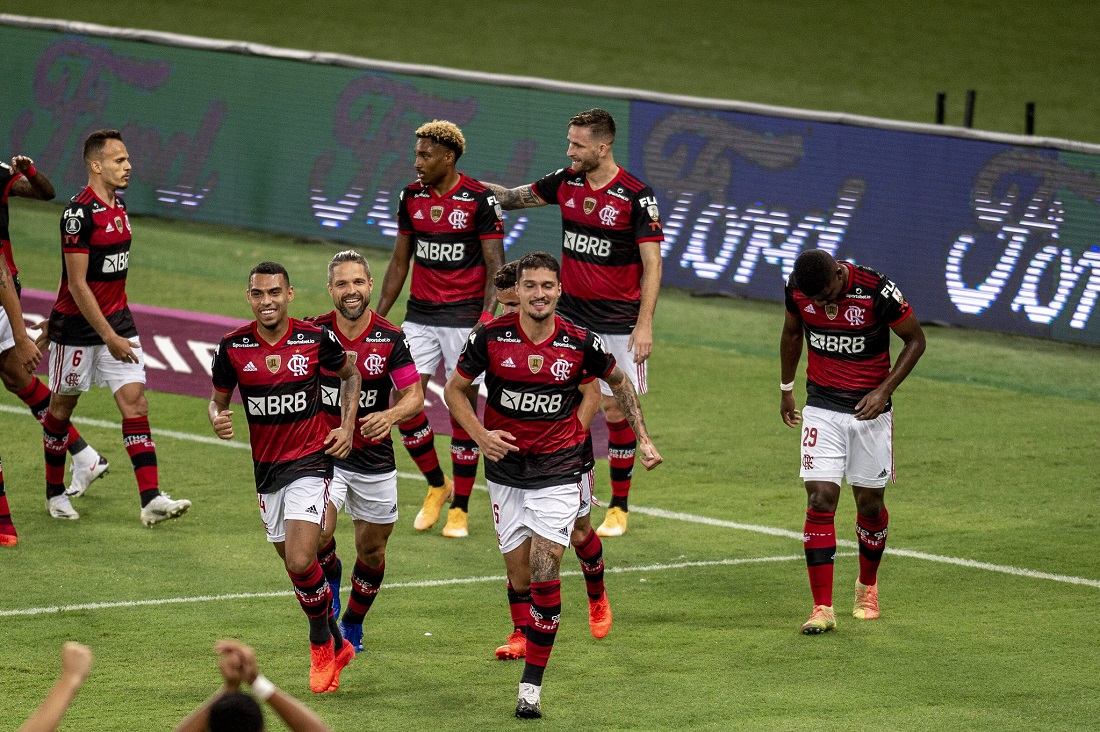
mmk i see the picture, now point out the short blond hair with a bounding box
[415,120,466,160]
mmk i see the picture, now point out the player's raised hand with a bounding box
[480,430,519,462]
[780,391,802,428]
[638,438,663,470]
[11,155,34,174]
[324,426,354,458]
[59,641,93,683]
[212,410,234,440]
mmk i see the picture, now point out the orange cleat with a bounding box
[588,592,613,638]
[801,605,837,635]
[325,638,355,692]
[494,630,526,660]
[853,580,880,620]
[308,640,336,693]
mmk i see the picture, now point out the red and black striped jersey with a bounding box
[785,262,914,413]
[307,311,419,475]
[455,312,616,489]
[1,162,22,275]
[50,187,136,345]
[211,319,349,494]
[396,173,504,327]
[531,166,663,334]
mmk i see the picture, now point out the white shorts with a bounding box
[258,476,330,543]
[799,405,894,489]
[577,468,594,519]
[488,479,582,554]
[597,333,647,397]
[0,307,14,353]
[48,337,147,395]
[403,320,483,385]
[329,465,399,524]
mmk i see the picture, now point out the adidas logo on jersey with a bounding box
[243,361,257,372]
[414,210,424,219]
[565,198,576,208]
[501,357,516,368]
[804,304,816,314]
[105,223,115,233]
[878,468,889,478]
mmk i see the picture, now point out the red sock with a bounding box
[450,419,479,500]
[574,529,606,600]
[288,560,332,619]
[856,508,889,586]
[0,459,16,539]
[607,419,636,501]
[398,412,445,487]
[506,581,531,633]
[43,411,70,499]
[17,379,86,452]
[343,559,385,624]
[804,509,836,607]
[122,417,158,497]
[522,580,562,686]
[317,537,341,581]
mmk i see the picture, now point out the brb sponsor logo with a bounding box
[563,231,611,258]
[808,333,865,354]
[103,252,129,274]
[321,385,379,409]
[247,391,307,416]
[416,239,465,262]
[500,388,563,414]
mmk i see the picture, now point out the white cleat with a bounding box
[47,494,80,520]
[140,493,192,527]
[66,456,110,497]
[515,682,542,719]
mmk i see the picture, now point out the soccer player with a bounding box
[489,262,613,663]
[0,156,108,544]
[307,250,425,654]
[44,131,189,525]
[376,120,505,539]
[209,261,361,693]
[780,249,926,634]
[445,251,662,718]
[486,108,664,538]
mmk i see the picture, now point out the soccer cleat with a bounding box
[441,507,469,538]
[595,506,628,537]
[801,604,837,635]
[47,494,80,520]
[66,456,110,498]
[140,493,192,527]
[413,476,453,531]
[588,592,613,638]
[308,640,337,693]
[340,621,364,653]
[853,580,880,620]
[515,682,542,719]
[494,630,526,660]
[325,637,355,692]
[0,532,18,547]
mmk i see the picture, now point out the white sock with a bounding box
[71,446,99,470]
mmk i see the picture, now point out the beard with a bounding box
[337,299,368,321]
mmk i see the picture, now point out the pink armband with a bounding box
[391,363,420,391]
[478,311,494,325]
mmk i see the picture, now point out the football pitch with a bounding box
[1,202,1098,731]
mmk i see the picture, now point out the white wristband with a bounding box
[780,381,794,392]
[250,674,276,701]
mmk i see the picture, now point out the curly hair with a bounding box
[415,120,466,160]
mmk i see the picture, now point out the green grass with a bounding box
[4,1,1099,143]
[1,204,1099,730]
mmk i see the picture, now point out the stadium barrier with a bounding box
[3,15,1099,344]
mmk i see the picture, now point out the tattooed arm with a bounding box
[323,359,362,459]
[484,182,548,211]
[606,366,663,470]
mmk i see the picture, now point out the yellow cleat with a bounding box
[413,476,453,531]
[441,507,469,538]
[801,605,837,635]
[595,506,628,537]
[853,580,880,620]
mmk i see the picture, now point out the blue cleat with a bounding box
[329,558,342,619]
[340,621,364,653]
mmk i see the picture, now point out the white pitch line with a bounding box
[3,405,1098,592]
[0,554,807,617]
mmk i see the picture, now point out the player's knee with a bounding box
[355,540,387,568]
[0,356,28,392]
